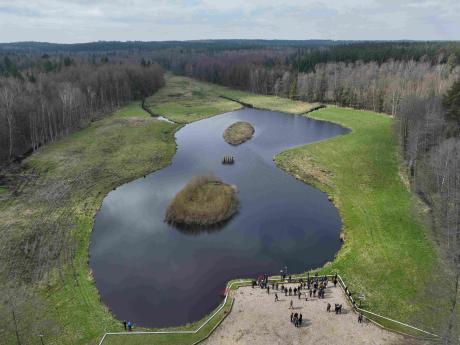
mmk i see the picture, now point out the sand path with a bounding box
[203,283,415,345]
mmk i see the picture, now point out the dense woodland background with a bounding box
[1,40,460,343]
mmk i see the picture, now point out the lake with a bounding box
[89,108,349,327]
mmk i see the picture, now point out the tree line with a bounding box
[293,41,460,72]
[164,48,459,114]
[393,80,460,342]
[0,61,164,166]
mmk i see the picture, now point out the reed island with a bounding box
[165,175,239,227]
[223,121,255,145]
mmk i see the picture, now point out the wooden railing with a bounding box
[98,274,439,344]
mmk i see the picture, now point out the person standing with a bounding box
[275,293,279,302]
[290,300,293,309]
[122,320,127,331]
[327,303,331,312]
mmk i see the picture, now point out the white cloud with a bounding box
[0,0,458,42]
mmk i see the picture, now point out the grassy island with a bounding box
[223,121,255,145]
[165,175,239,226]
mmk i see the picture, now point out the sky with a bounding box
[0,0,459,43]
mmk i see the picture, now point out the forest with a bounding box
[1,39,460,343]
[0,56,164,165]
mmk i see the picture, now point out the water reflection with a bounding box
[90,108,349,327]
[170,216,234,235]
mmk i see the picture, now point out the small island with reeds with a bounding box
[165,175,239,227]
[223,121,255,145]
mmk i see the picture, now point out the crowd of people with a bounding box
[250,273,366,328]
[252,273,339,301]
[120,273,365,332]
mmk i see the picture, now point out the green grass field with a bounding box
[222,89,321,114]
[145,75,320,124]
[112,102,152,118]
[145,75,241,123]
[0,75,444,344]
[276,107,445,332]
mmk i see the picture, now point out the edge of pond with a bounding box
[90,104,352,337]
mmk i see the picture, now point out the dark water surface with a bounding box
[90,108,349,327]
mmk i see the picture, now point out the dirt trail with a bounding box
[203,283,416,345]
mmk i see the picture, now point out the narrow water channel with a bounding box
[89,108,349,327]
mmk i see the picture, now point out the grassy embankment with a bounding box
[222,88,322,114]
[165,175,239,227]
[223,121,255,145]
[275,107,444,334]
[144,74,320,124]
[145,75,241,123]
[0,74,442,344]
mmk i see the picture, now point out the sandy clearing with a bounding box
[203,283,417,345]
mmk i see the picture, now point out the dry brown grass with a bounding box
[165,175,239,226]
[223,121,255,145]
